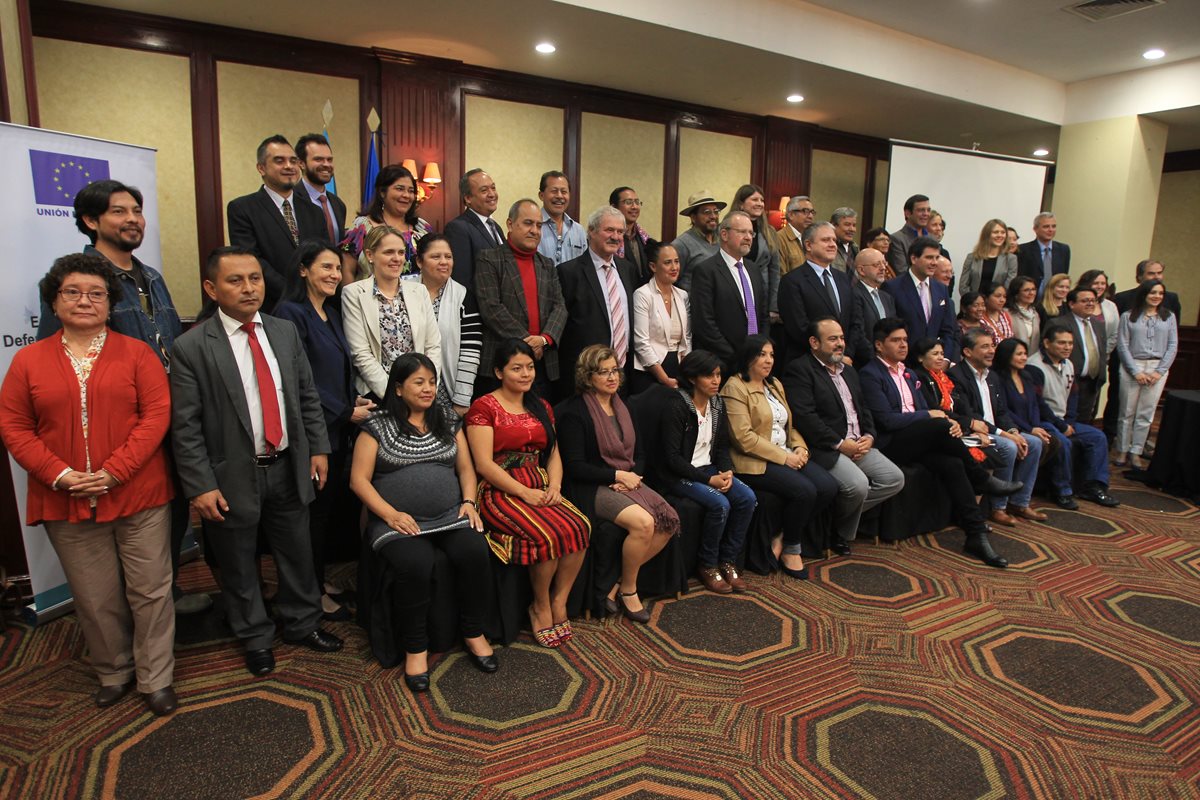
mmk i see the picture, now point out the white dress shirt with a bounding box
[218,308,289,454]
[719,249,751,311]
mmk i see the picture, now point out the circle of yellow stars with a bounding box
[53,160,92,201]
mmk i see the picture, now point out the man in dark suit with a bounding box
[444,168,503,291]
[171,247,342,676]
[830,207,859,274]
[858,318,1021,568]
[1060,286,1106,423]
[1016,212,1070,294]
[852,248,896,364]
[948,327,1045,526]
[557,206,638,395]
[887,193,930,274]
[226,135,330,309]
[689,210,768,375]
[295,133,347,244]
[474,199,569,398]
[782,317,904,554]
[883,236,961,363]
[778,221,863,366]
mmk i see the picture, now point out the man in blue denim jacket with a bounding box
[38,179,209,613]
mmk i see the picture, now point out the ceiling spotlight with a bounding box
[1143,48,1165,60]
[1032,148,1050,157]
[535,42,556,54]
[786,94,804,103]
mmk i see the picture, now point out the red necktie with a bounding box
[318,194,337,243]
[242,322,283,452]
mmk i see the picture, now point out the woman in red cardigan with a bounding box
[0,253,177,716]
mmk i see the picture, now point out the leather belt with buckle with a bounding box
[254,449,287,467]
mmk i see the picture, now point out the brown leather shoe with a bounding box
[1008,505,1048,522]
[988,509,1017,527]
[718,562,749,593]
[697,566,733,594]
[95,681,134,708]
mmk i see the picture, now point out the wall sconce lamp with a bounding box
[400,158,443,203]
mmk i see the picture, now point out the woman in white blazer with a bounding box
[631,241,692,394]
[959,219,1018,297]
[342,226,441,400]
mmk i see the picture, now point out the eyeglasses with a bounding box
[59,288,109,303]
[620,199,643,207]
[594,368,621,377]
[797,208,816,215]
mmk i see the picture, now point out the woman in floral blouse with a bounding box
[340,164,433,281]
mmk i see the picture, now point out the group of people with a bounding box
[0,132,1182,707]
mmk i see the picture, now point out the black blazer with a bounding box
[556,394,645,524]
[227,186,331,309]
[444,210,503,291]
[852,281,897,364]
[271,300,356,450]
[780,353,876,470]
[1016,240,1070,286]
[298,181,347,241]
[777,263,862,360]
[656,389,734,486]
[947,361,1015,434]
[558,251,638,392]
[1060,312,1107,389]
[883,273,961,362]
[689,251,768,373]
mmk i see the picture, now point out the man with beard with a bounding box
[671,191,726,291]
[294,133,346,244]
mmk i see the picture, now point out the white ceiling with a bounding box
[72,0,1197,157]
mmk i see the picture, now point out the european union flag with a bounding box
[29,150,110,207]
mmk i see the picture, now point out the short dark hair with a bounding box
[380,353,453,443]
[539,170,567,193]
[961,327,994,351]
[203,245,258,283]
[1006,276,1037,310]
[1135,259,1163,281]
[874,316,907,343]
[677,349,722,393]
[644,239,673,265]
[807,315,840,346]
[1066,287,1095,305]
[277,240,341,309]
[733,334,774,382]
[608,186,634,207]
[903,194,929,214]
[1042,323,1074,343]
[908,236,940,262]
[363,164,418,225]
[958,291,983,321]
[860,227,888,249]
[39,252,121,312]
[908,336,941,364]
[73,179,143,242]
[459,167,486,197]
[256,134,291,165]
[414,233,450,264]
[294,133,330,162]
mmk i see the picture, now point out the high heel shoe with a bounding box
[468,652,499,673]
[617,591,650,624]
[780,558,810,581]
[552,620,574,643]
[404,672,430,692]
[528,605,560,648]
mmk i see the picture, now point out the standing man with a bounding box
[1061,287,1106,424]
[474,199,569,397]
[557,207,638,396]
[1016,213,1070,294]
[671,191,725,291]
[537,171,587,266]
[171,247,343,676]
[294,133,346,246]
[883,236,961,362]
[783,317,904,555]
[887,194,931,274]
[443,168,502,291]
[227,135,330,309]
[688,211,767,375]
[830,207,859,274]
[778,196,815,275]
[777,221,862,363]
[609,186,650,283]
[852,248,897,364]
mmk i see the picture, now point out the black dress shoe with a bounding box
[780,564,810,580]
[285,629,344,653]
[469,653,500,673]
[1079,488,1120,507]
[1052,494,1079,510]
[831,541,852,556]
[245,648,275,676]
[95,681,135,708]
[404,672,430,692]
[983,476,1023,496]
[964,534,1008,568]
[143,687,178,716]
[322,605,353,622]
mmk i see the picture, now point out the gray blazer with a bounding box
[959,252,1018,297]
[170,314,330,529]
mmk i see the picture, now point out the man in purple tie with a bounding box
[688,210,767,376]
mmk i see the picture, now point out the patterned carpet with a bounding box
[1,473,1198,799]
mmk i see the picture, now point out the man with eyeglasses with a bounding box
[609,186,650,283]
[1060,287,1106,424]
[671,191,726,292]
[778,196,815,275]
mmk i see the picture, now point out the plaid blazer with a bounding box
[474,244,568,381]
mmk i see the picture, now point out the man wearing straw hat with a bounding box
[672,190,726,291]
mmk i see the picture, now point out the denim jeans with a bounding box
[672,465,757,568]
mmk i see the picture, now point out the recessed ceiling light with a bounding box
[1033,148,1050,157]
[535,42,556,54]
[786,94,804,103]
[1143,48,1165,60]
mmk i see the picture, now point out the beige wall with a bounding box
[465,95,564,214]
[217,62,360,231]
[34,38,202,313]
[810,149,866,221]
[677,127,752,219]
[579,113,664,240]
[1151,170,1199,325]
[1,0,28,125]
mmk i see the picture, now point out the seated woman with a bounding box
[631,240,692,395]
[957,291,987,338]
[980,282,1014,341]
[657,350,757,594]
[1006,276,1041,354]
[274,242,375,620]
[350,353,495,692]
[993,339,1056,521]
[342,225,441,402]
[959,219,1017,296]
[1039,273,1071,329]
[466,339,591,648]
[720,335,837,580]
[1114,279,1177,469]
[414,234,482,414]
[558,345,680,622]
[340,164,432,280]
[908,337,989,467]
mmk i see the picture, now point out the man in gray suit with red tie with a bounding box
[444,168,504,291]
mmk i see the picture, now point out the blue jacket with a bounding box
[38,245,182,371]
[858,357,931,449]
